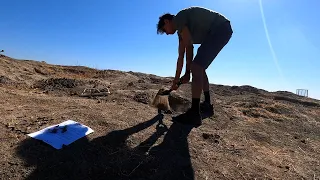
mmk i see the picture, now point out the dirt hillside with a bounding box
[1,54,319,180]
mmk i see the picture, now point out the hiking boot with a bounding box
[200,102,214,115]
[172,108,202,127]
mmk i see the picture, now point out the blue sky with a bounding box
[1,0,319,99]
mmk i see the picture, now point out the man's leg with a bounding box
[172,62,203,127]
[190,62,204,112]
[202,71,210,104]
[197,21,233,115]
[200,70,214,114]
[171,62,203,127]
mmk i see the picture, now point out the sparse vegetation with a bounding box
[0,55,319,180]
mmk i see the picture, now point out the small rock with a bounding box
[213,170,220,174]
[34,68,47,75]
[275,119,284,122]
[202,133,213,139]
[301,139,306,144]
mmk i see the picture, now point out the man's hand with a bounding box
[181,72,190,84]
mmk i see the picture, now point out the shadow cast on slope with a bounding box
[16,114,194,180]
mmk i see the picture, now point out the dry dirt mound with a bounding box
[32,77,114,97]
[168,93,191,112]
[127,71,172,84]
[211,84,267,96]
[133,92,150,104]
[230,85,267,95]
[34,78,81,90]
[93,69,127,79]
[273,95,320,107]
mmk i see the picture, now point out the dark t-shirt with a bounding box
[173,6,229,44]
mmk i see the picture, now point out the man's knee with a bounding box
[192,53,213,70]
[191,62,204,77]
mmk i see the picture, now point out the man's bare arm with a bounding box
[178,34,185,59]
[180,26,193,74]
[174,35,185,81]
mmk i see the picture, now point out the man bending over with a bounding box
[157,6,233,126]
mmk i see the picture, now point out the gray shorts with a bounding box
[193,21,233,69]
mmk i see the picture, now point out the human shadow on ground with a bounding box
[16,114,194,180]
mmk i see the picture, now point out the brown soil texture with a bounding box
[1,55,320,180]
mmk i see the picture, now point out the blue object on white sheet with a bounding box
[27,120,94,149]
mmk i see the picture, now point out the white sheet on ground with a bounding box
[27,120,94,149]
